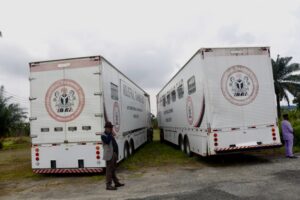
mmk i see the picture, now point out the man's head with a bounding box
[104,121,114,133]
[283,114,289,120]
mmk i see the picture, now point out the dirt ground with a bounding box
[1,152,300,200]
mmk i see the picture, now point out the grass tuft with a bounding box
[120,130,201,171]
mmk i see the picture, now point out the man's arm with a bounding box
[101,134,112,144]
[287,122,294,133]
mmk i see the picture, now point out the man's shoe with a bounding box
[288,156,298,159]
[115,183,125,187]
[106,185,117,190]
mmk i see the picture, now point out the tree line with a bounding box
[0,86,28,138]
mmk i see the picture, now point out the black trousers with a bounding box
[106,152,119,186]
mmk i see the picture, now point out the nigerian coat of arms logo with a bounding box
[45,79,85,122]
[221,65,259,106]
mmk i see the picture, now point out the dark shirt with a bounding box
[101,131,119,156]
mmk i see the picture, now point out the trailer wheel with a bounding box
[124,143,129,160]
[179,136,184,152]
[129,140,134,155]
[185,137,193,157]
[147,128,153,143]
[160,129,164,143]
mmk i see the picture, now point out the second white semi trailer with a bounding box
[30,56,152,173]
[157,47,282,156]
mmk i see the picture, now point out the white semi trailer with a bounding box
[29,56,152,173]
[157,47,282,156]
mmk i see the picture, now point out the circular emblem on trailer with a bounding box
[45,79,85,122]
[186,96,194,125]
[221,65,259,106]
[113,102,120,132]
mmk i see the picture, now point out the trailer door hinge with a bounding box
[29,117,37,121]
[94,92,102,96]
[95,113,103,117]
[29,97,37,101]
[93,72,101,75]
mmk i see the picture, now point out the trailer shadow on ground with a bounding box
[196,153,272,167]
[124,139,279,171]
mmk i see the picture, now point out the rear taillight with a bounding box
[96,146,100,159]
[272,127,276,141]
[35,147,39,161]
[214,133,218,146]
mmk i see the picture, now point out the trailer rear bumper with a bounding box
[33,168,103,174]
[214,143,282,154]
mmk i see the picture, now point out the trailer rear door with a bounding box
[30,56,103,144]
[202,47,277,130]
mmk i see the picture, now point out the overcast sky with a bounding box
[1,0,300,114]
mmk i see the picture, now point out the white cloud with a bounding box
[0,0,300,115]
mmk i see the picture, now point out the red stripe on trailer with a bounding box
[33,168,103,174]
[215,143,282,152]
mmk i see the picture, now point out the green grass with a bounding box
[153,129,160,141]
[0,148,37,181]
[0,136,35,181]
[1,136,31,150]
[120,129,202,171]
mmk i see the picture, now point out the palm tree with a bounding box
[293,94,300,110]
[272,55,300,117]
[0,86,27,137]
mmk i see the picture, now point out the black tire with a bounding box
[124,142,129,160]
[160,129,164,143]
[129,140,134,155]
[179,136,185,152]
[147,128,153,143]
[185,137,193,157]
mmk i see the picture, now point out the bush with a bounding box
[293,126,300,147]
[0,141,3,149]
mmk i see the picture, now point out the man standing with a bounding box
[101,121,125,190]
[281,114,297,158]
